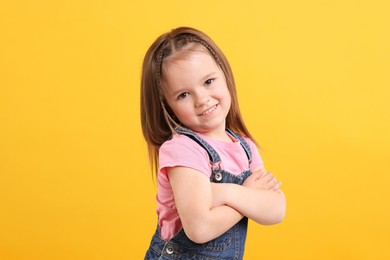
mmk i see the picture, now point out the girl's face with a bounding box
[162,50,231,139]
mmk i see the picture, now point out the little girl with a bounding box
[141,27,286,259]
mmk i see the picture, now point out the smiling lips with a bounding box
[199,104,218,116]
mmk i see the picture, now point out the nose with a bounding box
[194,91,210,108]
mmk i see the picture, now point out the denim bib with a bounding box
[145,128,253,260]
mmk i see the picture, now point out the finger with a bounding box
[252,168,266,177]
[259,172,272,181]
[266,175,276,184]
[266,177,277,189]
[250,171,261,180]
[272,181,282,191]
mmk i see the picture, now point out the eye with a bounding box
[177,92,189,100]
[204,78,215,86]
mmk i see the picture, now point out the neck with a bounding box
[197,128,233,142]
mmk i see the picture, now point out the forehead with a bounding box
[163,44,221,74]
[162,50,220,83]
[165,49,217,69]
[163,43,212,65]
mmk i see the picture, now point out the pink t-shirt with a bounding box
[156,132,264,241]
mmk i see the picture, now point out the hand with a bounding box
[243,169,282,192]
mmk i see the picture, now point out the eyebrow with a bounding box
[166,85,186,99]
[201,72,218,82]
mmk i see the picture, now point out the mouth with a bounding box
[199,104,218,116]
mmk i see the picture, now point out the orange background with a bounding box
[1,0,389,259]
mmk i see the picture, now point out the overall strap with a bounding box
[225,128,252,164]
[175,127,221,166]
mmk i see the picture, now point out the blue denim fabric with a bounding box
[145,128,252,260]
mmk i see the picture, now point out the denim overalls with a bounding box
[145,128,253,260]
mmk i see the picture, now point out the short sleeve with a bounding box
[159,134,212,178]
[245,137,265,171]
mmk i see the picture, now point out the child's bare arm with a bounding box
[167,166,244,244]
[211,169,286,225]
[243,169,282,192]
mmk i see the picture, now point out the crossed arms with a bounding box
[167,166,286,244]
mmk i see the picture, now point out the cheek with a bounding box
[169,104,190,121]
[175,108,191,121]
[228,94,232,105]
[223,90,232,106]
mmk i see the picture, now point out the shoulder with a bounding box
[159,133,211,176]
[160,133,207,155]
[245,137,260,156]
[242,135,256,147]
[232,132,257,152]
[240,135,264,169]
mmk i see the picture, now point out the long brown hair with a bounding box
[140,27,256,175]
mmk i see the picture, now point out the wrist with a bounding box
[223,183,239,207]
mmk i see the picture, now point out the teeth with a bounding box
[201,105,217,115]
